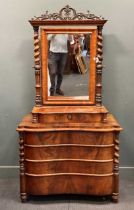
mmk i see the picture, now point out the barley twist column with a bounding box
[33,26,42,106]
[112,132,120,202]
[96,26,103,106]
[19,132,27,202]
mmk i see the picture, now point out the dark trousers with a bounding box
[48,52,67,92]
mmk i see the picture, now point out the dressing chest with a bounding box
[17,5,122,203]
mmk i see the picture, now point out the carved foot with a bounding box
[111,193,119,203]
[20,193,28,203]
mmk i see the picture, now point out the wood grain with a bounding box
[26,175,113,195]
[16,9,122,203]
[17,112,122,202]
[41,28,97,105]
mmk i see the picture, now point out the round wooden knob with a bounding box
[67,114,72,120]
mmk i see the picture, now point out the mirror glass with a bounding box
[47,33,91,97]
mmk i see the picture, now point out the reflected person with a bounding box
[48,34,74,96]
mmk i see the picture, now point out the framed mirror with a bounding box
[41,27,97,105]
[29,5,107,106]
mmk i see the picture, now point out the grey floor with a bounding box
[0,169,134,210]
[62,53,90,97]
[62,71,89,97]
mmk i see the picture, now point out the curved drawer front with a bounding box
[25,131,114,145]
[39,113,103,123]
[25,160,113,174]
[25,144,114,160]
[25,175,113,196]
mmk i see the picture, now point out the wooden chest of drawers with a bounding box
[17,113,122,202]
[17,6,123,204]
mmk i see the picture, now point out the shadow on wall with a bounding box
[103,34,129,110]
[16,38,35,113]
[103,34,134,166]
[0,39,35,166]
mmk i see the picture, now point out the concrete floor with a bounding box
[62,53,90,97]
[62,71,89,96]
[0,169,134,210]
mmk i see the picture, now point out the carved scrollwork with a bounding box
[31,5,104,21]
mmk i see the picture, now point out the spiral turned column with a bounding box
[19,132,27,202]
[112,132,120,202]
[96,26,103,106]
[33,26,42,106]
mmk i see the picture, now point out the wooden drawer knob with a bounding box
[67,113,72,120]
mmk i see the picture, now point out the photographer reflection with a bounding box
[48,34,74,96]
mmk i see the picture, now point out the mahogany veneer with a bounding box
[17,112,122,202]
[17,6,122,203]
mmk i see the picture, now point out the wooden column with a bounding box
[33,26,42,106]
[112,132,120,202]
[96,26,103,106]
[19,132,27,202]
[32,113,39,123]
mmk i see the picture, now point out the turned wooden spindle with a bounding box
[112,132,120,203]
[96,26,103,106]
[33,26,42,107]
[32,113,39,123]
[19,132,27,202]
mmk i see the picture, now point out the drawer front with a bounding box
[25,161,113,174]
[39,113,103,123]
[26,175,113,196]
[25,145,114,160]
[25,131,114,145]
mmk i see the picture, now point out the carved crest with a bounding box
[31,5,104,21]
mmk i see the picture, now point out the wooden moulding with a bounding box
[17,113,122,132]
[31,105,108,124]
[32,105,108,114]
[41,27,97,106]
[29,20,107,26]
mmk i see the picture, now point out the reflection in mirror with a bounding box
[47,33,91,97]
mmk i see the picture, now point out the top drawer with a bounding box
[25,131,114,145]
[39,113,104,124]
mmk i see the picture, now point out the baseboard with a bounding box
[120,167,134,169]
[0,166,19,168]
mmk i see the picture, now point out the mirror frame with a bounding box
[41,27,97,105]
[29,5,107,106]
